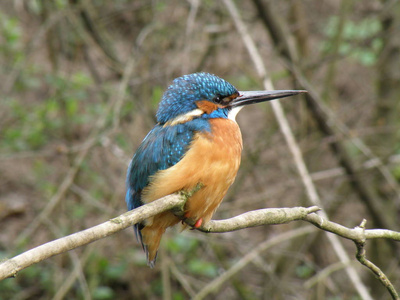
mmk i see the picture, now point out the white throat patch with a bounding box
[228,107,243,122]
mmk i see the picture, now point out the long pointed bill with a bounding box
[231,90,306,107]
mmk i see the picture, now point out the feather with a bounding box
[125,119,211,265]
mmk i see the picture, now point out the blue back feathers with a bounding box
[125,120,209,210]
[156,72,238,124]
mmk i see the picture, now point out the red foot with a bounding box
[193,218,203,228]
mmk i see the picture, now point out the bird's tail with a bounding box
[126,189,160,267]
[136,212,181,268]
[140,225,165,268]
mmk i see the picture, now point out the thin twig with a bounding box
[161,247,172,300]
[192,227,315,300]
[112,47,136,129]
[3,12,66,95]
[43,218,93,300]
[16,44,137,244]
[303,214,400,241]
[304,261,355,289]
[354,220,399,300]
[169,260,197,298]
[16,136,98,244]
[53,245,95,300]
[181,0,200,74]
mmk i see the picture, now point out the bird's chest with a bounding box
[142,118,242,222]
[202,118,243,177]
[180,118,243,220]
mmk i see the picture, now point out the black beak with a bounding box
[231,90,306,107]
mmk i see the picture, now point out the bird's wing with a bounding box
[126,117,213,207]
[126,120,210,249]
[126,123,195,209]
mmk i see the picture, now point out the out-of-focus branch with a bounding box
[69,0,123,73]
[222,1,373,299]
[321,0,353,101]
[251,0,400,231]
[223,1,400,299]
[193,226,315,300]
[16,39,136,245]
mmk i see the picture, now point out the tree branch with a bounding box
[355,220,399,299]
[304,213,400,242]
[187,206,320,232]
[0,194,182,281]
[1,193,400,286]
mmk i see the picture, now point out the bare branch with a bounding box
[1,192,399,285]
[304,214,400,242]
[0,194,183,281]
[190,206,320,232]
[355,220,399,300]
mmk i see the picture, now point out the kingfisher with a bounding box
[126,72,303,267]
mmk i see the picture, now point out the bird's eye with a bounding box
[214,94,231,105]
[214,95,222,103]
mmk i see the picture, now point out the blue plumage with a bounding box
[126,72,240,265]
[156,72,238,124]
[125,72,304,268]
[202,107,230,119]
[126,121,203,210]
[125,118,212,251]
[126,72,238,213]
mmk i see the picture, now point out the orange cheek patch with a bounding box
[196,100,219,114]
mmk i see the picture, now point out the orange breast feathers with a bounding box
[139,118,243,261]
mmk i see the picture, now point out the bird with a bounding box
[125,72,304,267]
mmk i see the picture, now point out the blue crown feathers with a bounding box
[156,72,238,124]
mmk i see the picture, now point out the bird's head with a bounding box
[156,72,305,125]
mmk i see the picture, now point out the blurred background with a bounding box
[1,0,399,299]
